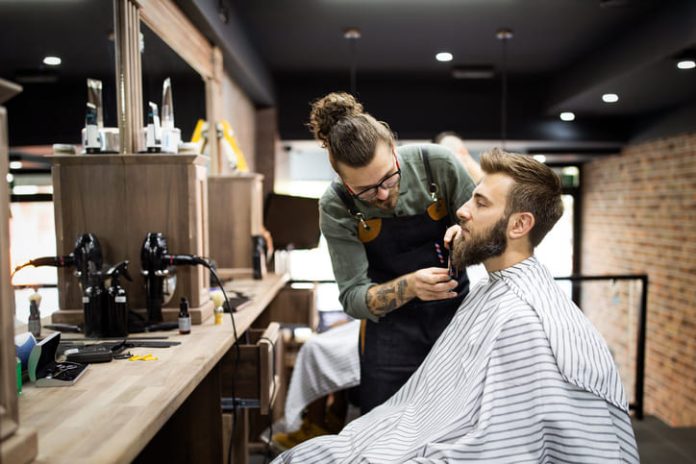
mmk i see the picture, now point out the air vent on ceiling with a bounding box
[15,69,58,84]
[599,0,631,8]
[451,65,496,79]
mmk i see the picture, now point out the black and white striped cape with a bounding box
[284,319,361,431]
[273,256,639,463]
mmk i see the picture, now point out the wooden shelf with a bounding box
[50,153,209,166]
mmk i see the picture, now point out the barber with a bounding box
[310,92,476,413]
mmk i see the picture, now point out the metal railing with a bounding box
[555,274,648,419]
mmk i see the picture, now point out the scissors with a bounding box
[128,353,158,361]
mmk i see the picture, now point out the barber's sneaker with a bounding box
[271,418,330,451]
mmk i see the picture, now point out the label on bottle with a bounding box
[82,296,89,304]
[115,296,127,303]
[179,316,191,333]
[28,320,40,338]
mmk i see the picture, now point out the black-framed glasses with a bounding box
[347,167,401,201]
[343,149,401,201]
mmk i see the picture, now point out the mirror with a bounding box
[0,1,117,146]
[140,22,206,145]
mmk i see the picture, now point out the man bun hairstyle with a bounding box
[480,147,564,248]
[308,92,394,168]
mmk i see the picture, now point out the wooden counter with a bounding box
[18,272,289,464]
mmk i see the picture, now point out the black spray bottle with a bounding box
[84,271,107,338]
[106,260,132,337]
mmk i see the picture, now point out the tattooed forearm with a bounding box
[366,275,413,317]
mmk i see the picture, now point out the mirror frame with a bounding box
[114,0,222,172]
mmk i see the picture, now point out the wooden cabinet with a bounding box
[50,154,212,322]
[208,174,263,270]
[0,79,37,464]
[220,322,281,415]
[220,322,282,464]
[253,284,318,331]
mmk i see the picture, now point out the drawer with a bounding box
[221,322,281,415]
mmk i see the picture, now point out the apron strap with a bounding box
[331,181,371,230]
[420,147,440,202]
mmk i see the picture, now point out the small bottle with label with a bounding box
[179,297,191,334]
[28,291,42,338]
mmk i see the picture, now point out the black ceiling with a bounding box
[1,0,695,153]
[221,0,696,146]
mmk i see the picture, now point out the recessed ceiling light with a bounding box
[533,155,547,163]
[677,59,695,70]
[9,161,22,169]
[43,56,61,66]
[602,93,619,103]
[436,52,453,62]
[560,112,575,121]
[343,27,361,40]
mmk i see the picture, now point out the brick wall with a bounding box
[582,132,696,426]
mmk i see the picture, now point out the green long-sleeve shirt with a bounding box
[319,143,476,321]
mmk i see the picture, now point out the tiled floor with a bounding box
[251,415,696,463]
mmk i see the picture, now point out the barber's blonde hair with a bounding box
[480,148,564,247]
[308,92,394,169]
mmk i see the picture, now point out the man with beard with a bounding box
[273,148,638,463]
[306,91,476,423]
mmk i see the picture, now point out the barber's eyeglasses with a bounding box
[346,154,401,201]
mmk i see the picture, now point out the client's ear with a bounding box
[508,212,535,240]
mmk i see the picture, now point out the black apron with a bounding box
[333,148,469,413]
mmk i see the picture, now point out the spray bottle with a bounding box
[105,260,132,337]
[83,271,106,339]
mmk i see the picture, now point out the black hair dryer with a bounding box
[141,232,208,323]
[12,233,104,278]
[72,233,104,287]
[13,233,107,338]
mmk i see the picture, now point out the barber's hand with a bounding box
[260,226,274,260]
[443,225,462,250]
[408,267,458,301]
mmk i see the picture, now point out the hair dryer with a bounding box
[141,232,209,323]
[12,233,103,287]
[13,233,107,338]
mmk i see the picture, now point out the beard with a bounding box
[451,215,508,269]
[369,182,400,211]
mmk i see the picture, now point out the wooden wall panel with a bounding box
[208,174,263,269]
[52,155,210,314]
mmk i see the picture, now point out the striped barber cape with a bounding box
[284,319,361,431]
[273,256,639,463]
